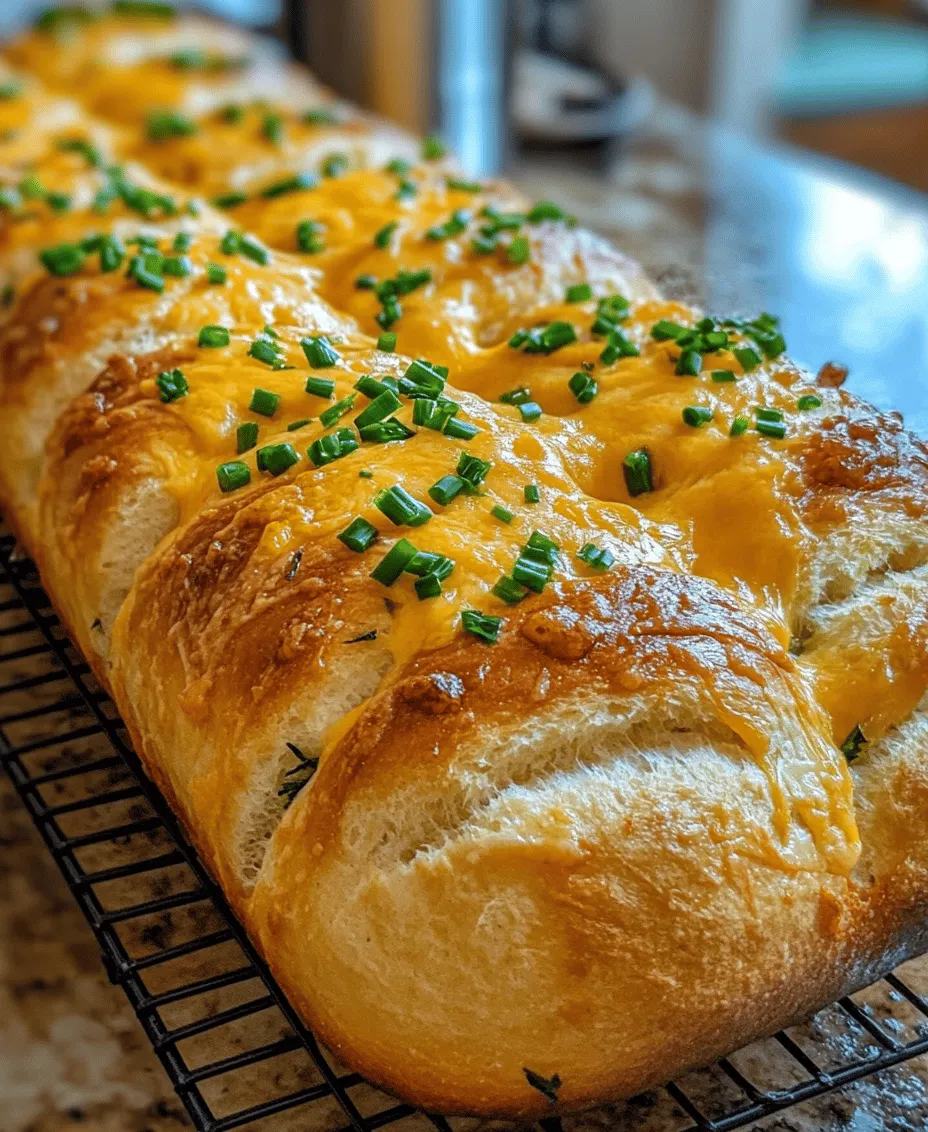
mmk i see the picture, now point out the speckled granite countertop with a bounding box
[3,103,928,1132]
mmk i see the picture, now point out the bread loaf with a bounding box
[1,5,926,1118]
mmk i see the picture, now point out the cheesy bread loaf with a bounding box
[1,3,926,1119]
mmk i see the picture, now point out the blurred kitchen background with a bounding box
[2,0,928,430]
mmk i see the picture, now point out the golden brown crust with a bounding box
[250,568,867,1115]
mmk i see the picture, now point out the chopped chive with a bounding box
[733,346,762,372]
[492,576,528,605]
[491,504,513,524]
[303,106,339,126]
[236,421,258,452]
[19,174,43,200]
[296,218,325,252]
[356,273,377,290]
[262,112,284,145]
[623,448,653,496]
[263,173,317,199]
[374,484,432,526]
[355,375,391,399]
[302,335,340,368]
[155,368,188,402]
[359,469,373,478]
[371,538,417,585]
[471,233,497,255]
[755,419,787,439]
[286,418,311,431]
[507,235,530,265]
[338,517,379,552]
[566,282,592,303]
[577,543,615,572]
[319,394,356,429]
[591,294,631,334]
[127,252,165,291]
[374,221,398,248]
[239,235,270,265]
[322,152,349,177]
[307,427,358,466]
[797,393,822,410]
[383,267,432,297]
[422,134,446,160]
[355,390,402,430]
[358,418,413,443]
[248,337,282,367]
[173,231,192,252]
[480,207,526,233]
[443,417,479,440]
[457,451,492,492]
[599,329,640,364]
[206,262,227,284]
[414,573,442,600]
[461,609,501,643]
[527,200,566,222]
[386,158,412,175]
[730,416,749,437]
[682,405,713,428]
[651,319,688,341]
[428,475,465,506]
[46,191,72,213]
[568,371,597,404]
[0,81,23,100]
[526,530,559,562]
[198,325,229,348]
[217,460,250,492]
[447,177,482,192]
[756,407,784,422]
[146,109,197,142]
[257,443,300,476]
[499,386,532,406]
[703,330,729,351]
[220,230,240,255]
[249,387,280,417]
[377,296,401,329]
[161,254,192,277]
[512,554,551,593]
[55,137,101,166]
[212,191,248,208]
[402,358,447,396]
[518,320,577,354]
[426,208,471,240]
[377,332,397,352]
[524,484,540,504]
[39,242,85,276]
[711,369,737,383]
[220,102,245,124]
[413,398,458,430]
[676,348,702,376]
[406,552,454,579]
[518,401,543,422]
[304,375,335,399]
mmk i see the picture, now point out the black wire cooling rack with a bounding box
[3,523,928,1132]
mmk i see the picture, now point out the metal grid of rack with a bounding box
[2,522,928,1131]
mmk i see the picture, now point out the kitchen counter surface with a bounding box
[3,100,928,1132]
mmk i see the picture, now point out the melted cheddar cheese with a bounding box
[2,4,926,826]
